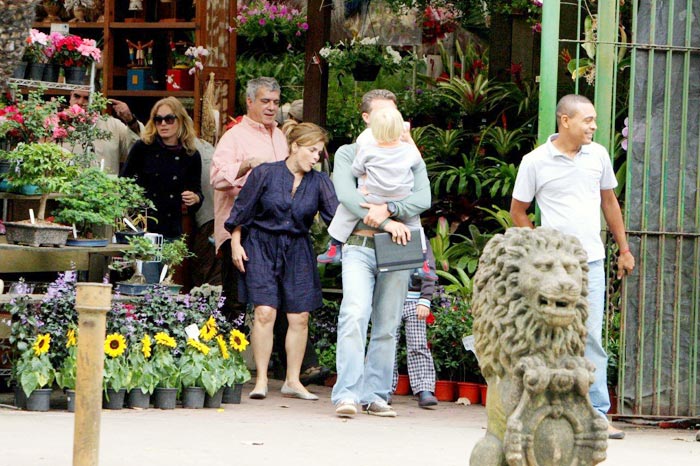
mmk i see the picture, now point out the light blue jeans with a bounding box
[586,259,611,418]
[331,245,410,405]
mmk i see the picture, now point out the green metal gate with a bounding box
[538,0,700,418]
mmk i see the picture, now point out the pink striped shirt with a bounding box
[210,115,288,251]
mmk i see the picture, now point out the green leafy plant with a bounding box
[55,327,77,390]
[427,292,476,381]
[151,331,180,389]
[54,168,152,238]
[126,334,158,395]
[480,156,519,199]
[179,338,211,389]
[123,235,160,262]
[231,0,308,50]
[0,85,62,148]
[429,150,483,198]
[14,333,55,397]
[319,36,411,74]
[3,142,79,220]
[160,236,194,283]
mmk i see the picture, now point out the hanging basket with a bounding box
[351,62,382,82]
[0,0,42,90]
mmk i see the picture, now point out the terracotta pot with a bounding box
[394,374,411,396]
[456,382,481,404]
[479,384,488,406]
[434,380,457,402]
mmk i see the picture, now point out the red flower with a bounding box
[426,313,436,325]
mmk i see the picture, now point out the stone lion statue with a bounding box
[470,227,608,466]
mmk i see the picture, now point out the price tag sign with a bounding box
[462,334,479,363]
[185,324,200,341]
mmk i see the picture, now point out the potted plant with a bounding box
[166,39,208,91]
[22,28,51,80]
[115,235,162,289]
[126,333,158,409]
[230,0,308,55]
[319,36,411,81]
[3,142,78,246]
[50,33,101,84]
[160,235,194,284]
[55,327,78,411]
[151,331,179,409]
[179,337,211,409]
[102,332,129,409]
[13,333,55,411]
[54,168,152,246]
[221,328,251,404]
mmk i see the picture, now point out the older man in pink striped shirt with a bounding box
[211,77,288,321]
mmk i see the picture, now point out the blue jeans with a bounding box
[331,245,410,405]
[586,259,610,418]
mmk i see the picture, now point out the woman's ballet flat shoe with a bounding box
[249,387,268,399]
[281,383,319,401]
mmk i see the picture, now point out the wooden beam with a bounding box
[303,0,331,126]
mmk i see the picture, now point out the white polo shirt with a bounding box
[512,134,617,262]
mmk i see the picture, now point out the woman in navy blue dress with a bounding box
[224,122,338,401]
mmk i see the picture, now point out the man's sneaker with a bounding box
[416,260,438,281]
[317,243,342,264]
[362,400,397,417]
[335,400,357,417]
[417,391,438,408]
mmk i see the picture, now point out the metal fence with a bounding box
[539,0,700,417]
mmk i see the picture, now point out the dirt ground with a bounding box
[1,379,699,466]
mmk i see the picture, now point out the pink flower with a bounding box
[52,126,68,139]
[258,18,266,26]
[300,22,309,31]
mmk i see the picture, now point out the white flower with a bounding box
[319,47,330,58]
[386,46,402,65]
[359,36,378,45]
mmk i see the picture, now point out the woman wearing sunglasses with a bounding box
[121,97,203,240]
[224,122,338,401]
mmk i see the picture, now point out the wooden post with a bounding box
[302,0,331,126]
[72,283,112,466]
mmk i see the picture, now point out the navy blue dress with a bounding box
[224,160,339,312]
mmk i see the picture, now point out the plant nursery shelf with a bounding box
[106,90,194,97]
[8,78,90,91]
[32,22,105,29]
[109,22,196,29]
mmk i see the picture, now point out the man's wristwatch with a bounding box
[127,115,138,126]
[387,201,398,217]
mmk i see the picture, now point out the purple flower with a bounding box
[300,22,309,31]
[175,311,185,322]
[621,117,629,151]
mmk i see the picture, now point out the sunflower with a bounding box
[104,333,127,358]
[199,316,217,342]
[141,334,152,358]
[66,329,77,349]
[187,338,210,355]
[32,333,51,356]
[154,331,176,348]
[216,334,229,360]
[229,329,249,352]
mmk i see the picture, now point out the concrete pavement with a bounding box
[1,379,699,466]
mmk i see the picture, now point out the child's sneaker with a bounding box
[317,243,342,264]
[416,260,438,281]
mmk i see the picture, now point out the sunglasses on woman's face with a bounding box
[153,114,178,125]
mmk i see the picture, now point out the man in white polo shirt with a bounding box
[510,94,635,440]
